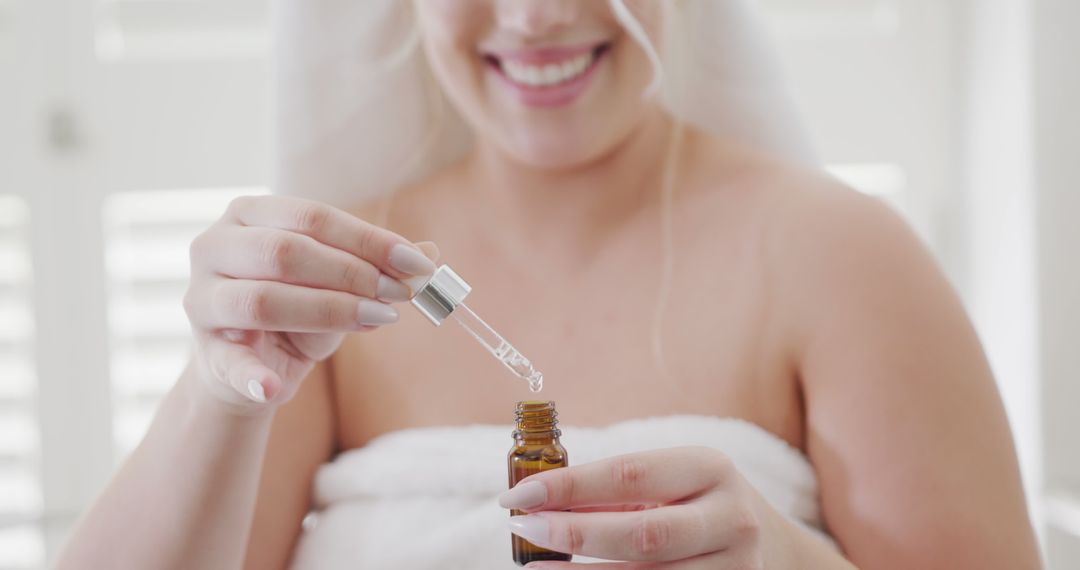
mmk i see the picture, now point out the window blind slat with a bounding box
[104,188,265,459]
[762,0,900,36]
[96,0,267,60]
[0,194,41,570]
[0,524,45,569]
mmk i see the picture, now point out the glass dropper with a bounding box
[407,265,544,392]
[450,303,543,392]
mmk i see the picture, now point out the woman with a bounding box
[57,0,1040,568]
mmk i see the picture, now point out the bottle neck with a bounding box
[512,400,561,443]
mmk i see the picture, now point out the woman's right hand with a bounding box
[182,195,436,413]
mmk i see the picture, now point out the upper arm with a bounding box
[243,360,336,570]
[778,187,1040,568]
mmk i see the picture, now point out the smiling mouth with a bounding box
[484,44,610,89]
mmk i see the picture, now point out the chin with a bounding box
[499,127,613,172]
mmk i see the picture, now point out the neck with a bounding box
[463,108,677,265]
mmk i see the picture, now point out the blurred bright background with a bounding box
[0,0,1077,568]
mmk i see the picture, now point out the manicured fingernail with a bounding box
[402,274,432,297]
[247,379,266,403]
[499,481,547,509]
[357,299,399,326]
[508,515,549,546]
[415,241,440,262]
[376,274,412,302]
[388,243,437,276]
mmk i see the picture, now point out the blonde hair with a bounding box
[609,0,684,381]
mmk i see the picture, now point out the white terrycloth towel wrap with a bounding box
[290,416,832,569]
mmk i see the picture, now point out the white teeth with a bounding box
[526,66,543,86]
[500,52,595,88]
[541,64,561,84]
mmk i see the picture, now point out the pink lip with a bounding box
[485,43,598,65]
[485,44,607,109]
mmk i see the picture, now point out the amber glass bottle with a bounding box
[507,401,571,566]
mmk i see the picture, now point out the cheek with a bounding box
[611,40,656,100]
[613,1,664,83]
[417,4,490,112]
[417,0,487,32]
[623,0,665,31]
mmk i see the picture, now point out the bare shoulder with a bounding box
[680,133,934,321]
[678,131,907,254]
[725,152,1040,566]
[766,166,939,325]
[679,129,947,341]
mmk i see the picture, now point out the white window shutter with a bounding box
[104,188,265,458]
[0,195,44,570]
[96,0,268,60]
[762,0,956,259]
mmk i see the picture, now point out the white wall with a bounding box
[962,2,1080,565]
[1032,0,1080,566]
[959,0,1041,528]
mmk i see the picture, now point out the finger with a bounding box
[509,505,714,562]
[283,331,350,362]
[501,448,731,511]
[186,278,399,332]
[202,334,283,403]
[198,226,411,302]
[524,553,718,569]
[571,504,655,513]
[224,195,436,279]
[415,240,440,262]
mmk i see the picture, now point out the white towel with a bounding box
[290,416,831,569]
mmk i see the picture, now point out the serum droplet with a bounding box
[527,371,543,393]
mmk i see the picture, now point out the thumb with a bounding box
[283,331,346,363]
[202,334,283,404]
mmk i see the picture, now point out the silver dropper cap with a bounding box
[409,264,471,326]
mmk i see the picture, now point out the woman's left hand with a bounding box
[498,446,802,569]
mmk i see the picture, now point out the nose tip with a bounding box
[496,0,577,38]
